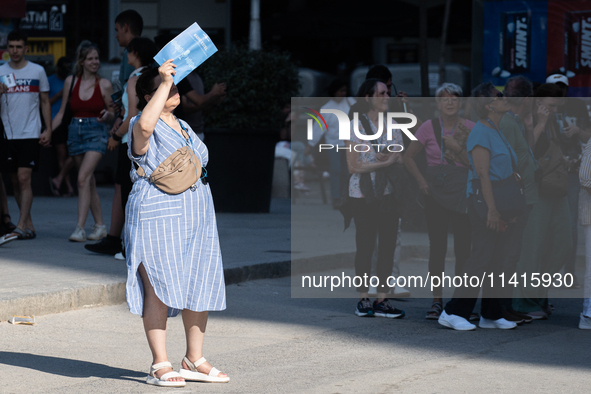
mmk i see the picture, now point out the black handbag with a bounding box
[425,118,469,214]
[471,120,526,220]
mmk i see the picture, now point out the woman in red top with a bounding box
[52,42,114,242]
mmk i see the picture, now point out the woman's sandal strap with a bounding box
[208,367,221,377]
[12,228,26,239]
[151,361,173,373]
[183,356,207,370]
[159,371,183,381]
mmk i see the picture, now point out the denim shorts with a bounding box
[67,118,108,156]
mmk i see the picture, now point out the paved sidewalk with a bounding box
[0,187,290,321]
[1,184,586,320]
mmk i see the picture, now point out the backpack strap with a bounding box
[358,114,380,154]
[432,117,443,151]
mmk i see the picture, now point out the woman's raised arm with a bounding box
[133,60,176,156]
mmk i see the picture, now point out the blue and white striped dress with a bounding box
[125,116,226,317]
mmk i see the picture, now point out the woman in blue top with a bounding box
[126,61,228,387]
[438,82,521,331]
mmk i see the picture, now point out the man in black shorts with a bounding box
[0,30,52,240]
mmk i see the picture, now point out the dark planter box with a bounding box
[204,128,279,213]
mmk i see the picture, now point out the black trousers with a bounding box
[444,197,522,320]
[115,142,133,210]
[499,204,533,310]
[424,195,472,298]
[351,197,400,293]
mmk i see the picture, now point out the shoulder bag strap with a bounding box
[487,119,518,174]
[67,75,75,102]
[360,114,380,154]
[431,118,443,165]
[432,118,442,154]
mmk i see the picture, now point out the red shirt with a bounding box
[70,77,104,118]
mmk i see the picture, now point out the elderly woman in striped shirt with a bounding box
[125,60,228,387]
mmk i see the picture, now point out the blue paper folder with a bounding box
[153,22,218,84]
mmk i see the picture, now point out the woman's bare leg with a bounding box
[88,172,103,225]
[74,151,104,228]
[138,263,184,382]
[181,309,228,378]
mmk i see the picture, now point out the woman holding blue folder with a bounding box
[125,59,228,387]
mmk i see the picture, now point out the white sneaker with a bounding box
[393,286,411,298]
[438,310,476,331]
[114,252,125,261]
[87,224,107,241]
[479,317,517,330]
[69,225,86,242]
[579,313,591,330]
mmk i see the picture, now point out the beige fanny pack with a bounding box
[135,119,205,195]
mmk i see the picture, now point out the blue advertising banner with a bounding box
[153,22,218,85]
[483,1,548,86]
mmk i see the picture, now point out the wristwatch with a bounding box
[112,133,122,142]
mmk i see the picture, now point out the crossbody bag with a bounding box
[425,117,469,213]
[471,119,526,219]
[135,118,207,195]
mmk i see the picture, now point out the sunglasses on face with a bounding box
[490,91,505,102]
[150,83,177,94]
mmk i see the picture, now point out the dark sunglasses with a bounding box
[150,83,177,94]
[490,91,505,102]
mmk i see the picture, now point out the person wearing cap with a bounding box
[546,72,591,289]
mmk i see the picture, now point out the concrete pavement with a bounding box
[0,277,589,393]
[0,186,290,321]
[0,183,436,321]
[1,182,587,320]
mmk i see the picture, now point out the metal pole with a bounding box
[108,0,120,60]
[438,0,452,86]
[419,0,430,97]
[249,0,261,50]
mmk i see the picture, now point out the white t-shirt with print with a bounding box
[308,97,356,147]
[346,115,403,198]
[0,61,50,140]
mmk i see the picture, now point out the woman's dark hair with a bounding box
[127,37,158,68]
[135,67,160,110]
[327,77,347,97]
[355,78,382,113]
[366,65,392,83]
[532,83,564,125]
[534,83,564,98]
[470,82,496,119]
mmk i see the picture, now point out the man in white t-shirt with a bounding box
[0,30,52,241]
[307,77,356,207]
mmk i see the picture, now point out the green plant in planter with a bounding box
[199,46,300,130]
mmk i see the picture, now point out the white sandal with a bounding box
[179,356,230,383]
[146,361,186,387]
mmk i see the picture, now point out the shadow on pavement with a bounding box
[219,278,590,371]
[0,352,145,381]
